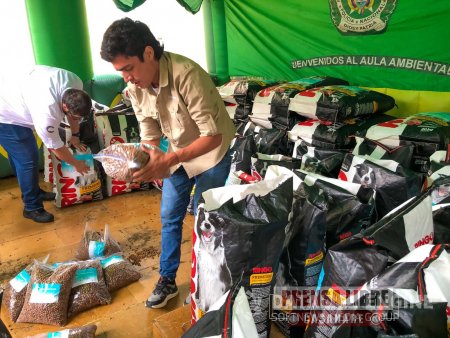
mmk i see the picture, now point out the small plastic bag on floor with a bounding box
[75,223,121,260]
[3,255,49,322]
[26,324,97,338]
[67,260,111,317]
[16,261,78,326]
[100,253,142,292]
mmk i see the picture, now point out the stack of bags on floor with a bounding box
[2,224,141,328]
[185,77,450,337]
[43,90,162,209]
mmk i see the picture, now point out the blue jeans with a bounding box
[159,150,231,280]
[0,123,43,211]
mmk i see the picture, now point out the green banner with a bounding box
[224,0,450,91]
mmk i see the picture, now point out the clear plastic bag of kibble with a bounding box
[94,143,161,182]
[26,324,97,338]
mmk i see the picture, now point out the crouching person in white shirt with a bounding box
[0,65,92,223]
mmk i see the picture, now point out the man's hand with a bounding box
[132,146,174,182]
[73,159,90,175]
[69,136,87,152]
[50,146,91,175]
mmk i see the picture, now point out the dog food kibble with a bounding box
[16,262,78,326]
[100,254,142,292]
[68,260,111,317]
[75,227,121,260]
[96,143,150,181]
[3,265,33,322]
[26,324,98,338]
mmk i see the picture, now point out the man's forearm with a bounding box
[50,146,77,164]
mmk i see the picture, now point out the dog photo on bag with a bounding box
[352,163,377,188]
[195,209,232,312]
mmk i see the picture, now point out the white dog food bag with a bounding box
[52,147,104,208]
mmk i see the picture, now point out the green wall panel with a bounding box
[224,1,450,91]
[25,0,93,82]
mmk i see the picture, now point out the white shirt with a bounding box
[0,65,83,149]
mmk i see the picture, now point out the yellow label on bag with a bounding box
[80,179,101,194]
[250,272,273,285]
[305,251,324,266]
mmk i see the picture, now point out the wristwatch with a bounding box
[72,132,81,138]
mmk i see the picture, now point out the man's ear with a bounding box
[144,46,155,60]
[62,103,69,113]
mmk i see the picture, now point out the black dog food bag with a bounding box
[339,153,424,219]
[288,85,395,122]
[293,140,348,178]
[352,136,415,169]
[191,174,293,337]
[343,244,449,338]
[184,285,258,338]
[433,203,450,244]
[363,112,450,173]
[252,76,349,130]
[217,78,280,106]
[288,114,394,150]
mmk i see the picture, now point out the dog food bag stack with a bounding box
[217,78,281,133]
[252,76,349,131]
[362,112,450,173]
[286,85,396,178]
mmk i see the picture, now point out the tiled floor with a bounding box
[0,175,194,337]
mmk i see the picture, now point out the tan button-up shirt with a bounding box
[127,52,236,178]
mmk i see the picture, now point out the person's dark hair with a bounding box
[100,17,164,62]
[62,89,92,117]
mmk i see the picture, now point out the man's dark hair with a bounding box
[62,89,92,117]
[100,17,164,62]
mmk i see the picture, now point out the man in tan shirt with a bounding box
[101,18,235,308]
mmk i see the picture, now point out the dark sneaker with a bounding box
[145,277,178,309]
[40,189,56,201]
[23,208,54,223]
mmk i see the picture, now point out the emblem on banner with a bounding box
[329,0,397,35]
